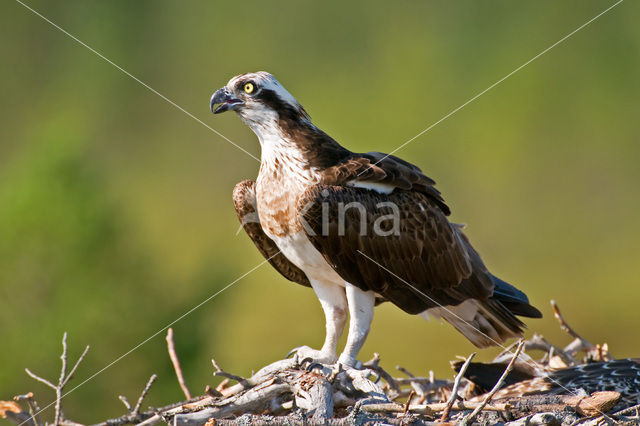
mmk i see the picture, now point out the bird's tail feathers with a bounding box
[422,298,525,348]
[491,275,543,319]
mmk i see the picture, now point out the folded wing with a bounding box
[233,180,310,287]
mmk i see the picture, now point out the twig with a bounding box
[13,393,42,426]
[24,333,90,426]
[136,413,163,426]
[393,364,447,401]
[207,385,223,399]
[551,300,580,338]
[361,401,508,414]
[172,383,294,424]
[613,402,640,417]
[395,366,415,378]
[118,395,132,412]
[166,328,192,400]
[402,390,415,418]
[54,332,69,426]
[24,370,56,390]
[211,358,246,383]
[525,333,577,367]
[133,374,158,415]
[393,377,450,387]
[551,300,595,353]
[216,378,230,394]
[440,352,475,422]
[62,345,90,388]
[363,354,400,394]
[462,340,525,425]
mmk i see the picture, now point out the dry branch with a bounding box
[12,393,41,426]
[133,374,157,415]
[462,339,524,425]
[211,358,245,384]
[166,328,191,400]
[24,333,89,426]
[440,352,475,422]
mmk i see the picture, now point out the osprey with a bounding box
[211,72,541,367]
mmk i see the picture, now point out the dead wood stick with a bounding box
[118,395,132,412]
[173,417,415,426]
[363,353,400,393]
[24,370,56,390]
[393,377,450,386]
[551,300,595,353]
[90,406,166,426]
[219,358,298,397]
[172,383,293,425]
[462,339,524,425]
[307,375,334,419]
[494,392,619,418]
[63,345,90,389]
[13,393,42,426]
[211,358,245,383]
[402,390,415,418]
[25,333,89,426]
[613,402,640,417]
[440,352,475,422]
[135,413,163,426]
[361,401,508,413]
[133,374,157,415]
[166,328,192,400]
[525,333,577,366]
[394,364,450,398]
[395,366,415,378]
[215,378,230,394]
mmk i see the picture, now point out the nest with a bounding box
[2,301,639,426]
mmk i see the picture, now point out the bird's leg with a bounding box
[289,279,347,364]
[338,283,376,367]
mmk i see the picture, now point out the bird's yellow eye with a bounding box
[243,82,254,94]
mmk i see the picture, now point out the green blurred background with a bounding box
[1,0,639,422]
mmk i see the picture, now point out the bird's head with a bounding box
[210,72,310,131]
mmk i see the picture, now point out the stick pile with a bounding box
[2,303,639,425]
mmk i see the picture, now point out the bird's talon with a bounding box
[287,346,337,365]
[306,362,324,372]
[300,357,315,367]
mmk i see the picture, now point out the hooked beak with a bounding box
[210,87,243,114]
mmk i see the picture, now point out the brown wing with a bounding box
[233,180,310,287]
[297,185,494,314]
[321,151,450,215]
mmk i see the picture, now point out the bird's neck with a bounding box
[248,113,350,182]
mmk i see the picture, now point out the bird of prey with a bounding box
[210,71,541,367]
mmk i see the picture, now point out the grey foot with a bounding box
[287,345,337,365]
[338,353,363,369]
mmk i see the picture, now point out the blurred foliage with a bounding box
[1,0,639,422]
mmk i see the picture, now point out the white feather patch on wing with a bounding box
[347,180,396,194]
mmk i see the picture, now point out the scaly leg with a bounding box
[290,279,347,364]
[338,283,376,367]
